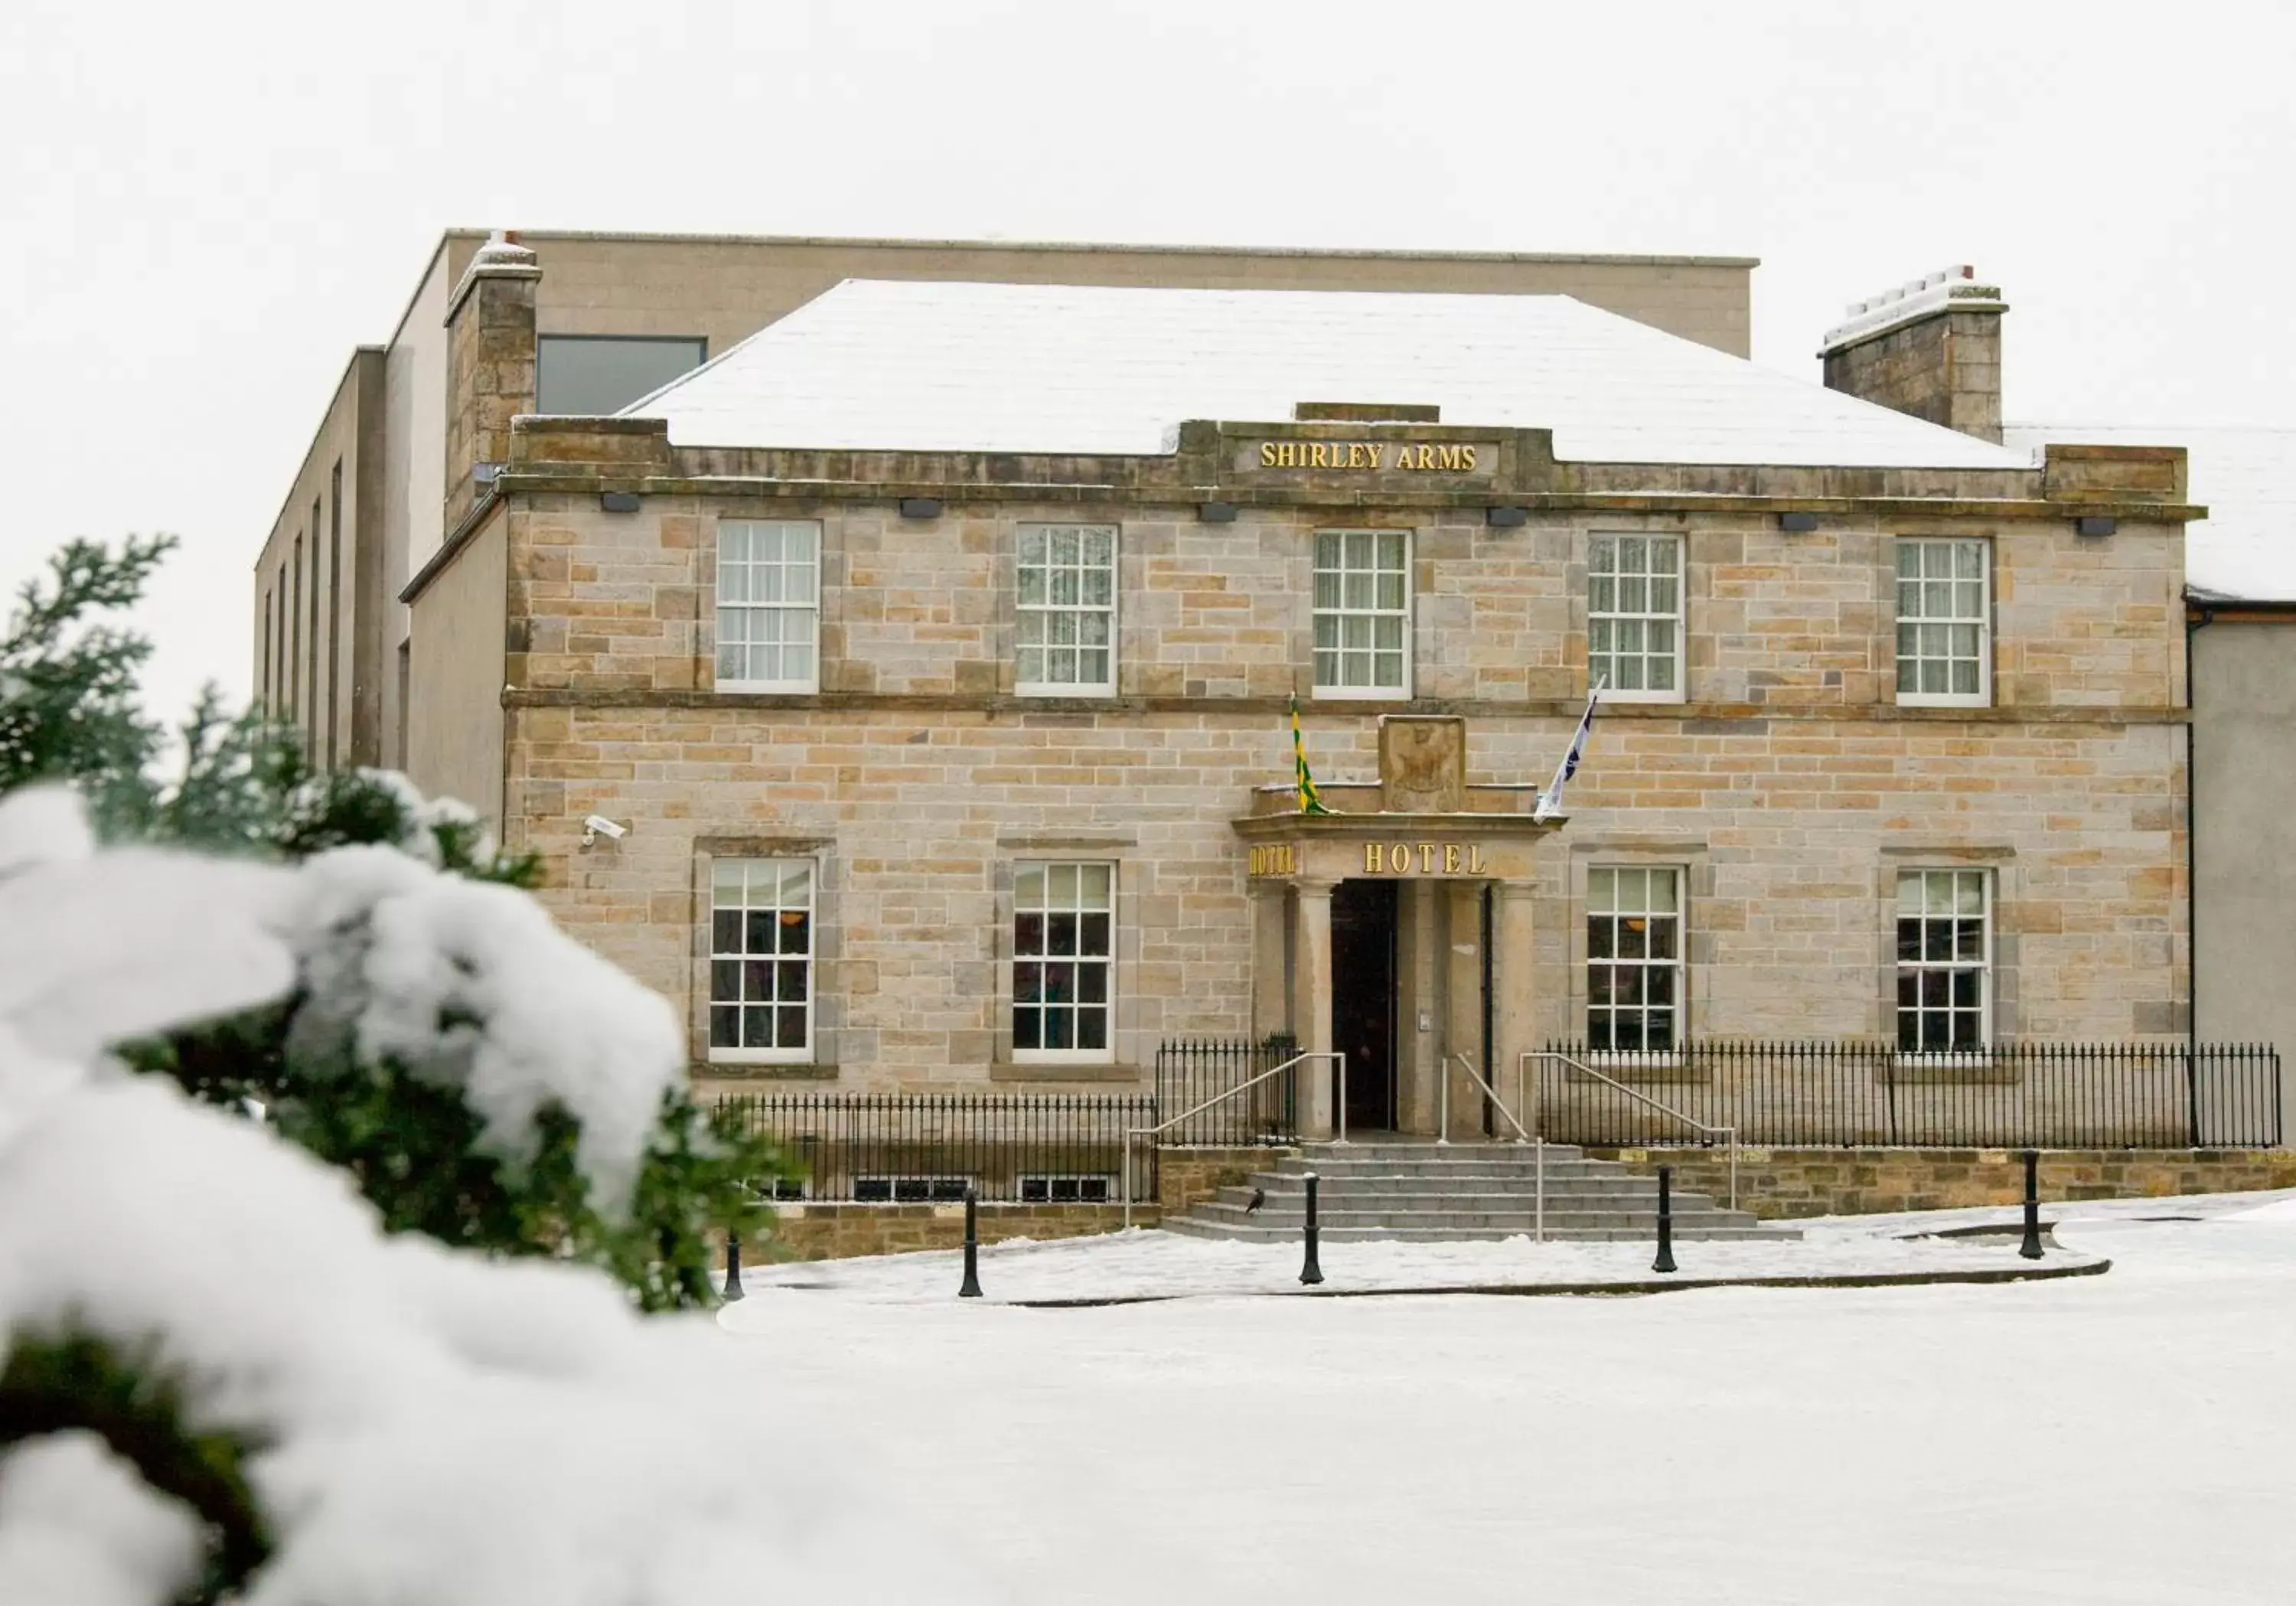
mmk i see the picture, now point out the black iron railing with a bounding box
[721,1092,1158,1203]
[1153,1034,1300,1147]
[1534,1040,2284,1151]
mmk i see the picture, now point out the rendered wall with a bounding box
[511,232,1758,361]
[2191,615,2296,1122]
[249,347,384,767]
[404,509,507,830]
[380,248,455,768]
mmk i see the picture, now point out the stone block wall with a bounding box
[473,481,2190,1091]
[1592,1146,2296,1219]
[494,495,2184,713]
[442,243,540,531]
[1821,308,2003,442]
[757,1200,1137,1262]
[1157,1147,1296,1215]
[511,695,2186,1087]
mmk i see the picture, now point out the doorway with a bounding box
[1330,879,1397,1132]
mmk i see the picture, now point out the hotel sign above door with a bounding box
[1247,840,1490,879]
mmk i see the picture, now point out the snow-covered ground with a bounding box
[721,1192,2296,1604]
[734,1222,2099,1304]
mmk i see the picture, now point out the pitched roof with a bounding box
[2004,422,2296,602]
[622,279,2032,471]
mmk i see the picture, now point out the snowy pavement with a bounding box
[719,1193,2296,1605]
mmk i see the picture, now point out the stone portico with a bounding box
[1234,716,1564,1138]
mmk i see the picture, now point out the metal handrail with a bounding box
[1443,1050,1549,1242]
[1522,1050,1737,1212]
[1121,1051,1346,1229]
[1440,1050,1534,1144]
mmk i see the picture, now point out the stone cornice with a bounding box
[501,688,2192,726]
[488,468,2201,525]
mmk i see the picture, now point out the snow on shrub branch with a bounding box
[0,785,995,1603]
[283,843,682,1213]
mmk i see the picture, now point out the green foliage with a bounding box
[0,534,317,853]
[269,766,540,887]
[616,1095,788,1311]
[0,534,176,840]
[145,687,310,856]
[217,1049,785,1314]
[0,1330,269,1606]
[123,767,791,1310]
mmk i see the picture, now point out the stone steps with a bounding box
[1158,1139,1794,1245]
[1221,1171,1657,1194]
[1159,1219,1789,1245]
[1193,1187,1745,1216]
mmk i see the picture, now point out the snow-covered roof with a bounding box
[2005,422,2296,602]
[622,279,2033,470]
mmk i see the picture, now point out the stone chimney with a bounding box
[443,230,542,530]
[1818,266,2006,443]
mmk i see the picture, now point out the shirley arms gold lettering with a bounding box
[1256,441,1482,472]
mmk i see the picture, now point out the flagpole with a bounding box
[1534,677,1605,821]
[1290,694,1331,816]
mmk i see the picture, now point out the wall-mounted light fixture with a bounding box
[898,498,944,521]
[599,491,641,514]
[1779,511,1820,534]
[1485,506,1529,529]
[2075,515,2118,537]
[1197,501,1240,524]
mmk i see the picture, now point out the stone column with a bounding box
[1443,882,1483,1140]
[1492,880,1540,1131]
[1399,880,1440,1134]
[1249,883,1291,1041]
[1293,880,1336,1139]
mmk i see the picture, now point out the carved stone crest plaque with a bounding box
[1378,716,1466,813]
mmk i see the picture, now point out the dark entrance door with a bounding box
[1330,880,1398,1132]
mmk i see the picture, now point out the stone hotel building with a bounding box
[335,238,2200,1140]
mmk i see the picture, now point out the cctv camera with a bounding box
[581,814,628,845]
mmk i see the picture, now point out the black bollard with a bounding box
[1652,1164,1678,1275]
[957,1187,983,1298]
[2019,1150,2044,1261]
[721,1231,745,1301]
[1299,1171,1324,1286]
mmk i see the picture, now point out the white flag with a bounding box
[1533,680,1603,821]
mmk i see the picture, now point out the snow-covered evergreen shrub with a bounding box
[0,785,990,1604]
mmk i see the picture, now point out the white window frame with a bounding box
[714,519,821,694]
[1587,533,1685,703]
[1585,866,1684,1058]
[1893,537,1991,708]
[854,1176,973,1203]
[1312,527,1413,700]
[1895,868,1993,1056]
[1016,524,1118,697]
[706,857,816,1066]
[1011,860,1117,1066]
[1018,1174,1117,1203]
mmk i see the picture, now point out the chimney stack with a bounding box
[443,230,542,530]
[1818,266,2007,443]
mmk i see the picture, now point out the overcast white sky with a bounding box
[3,0,2291,728]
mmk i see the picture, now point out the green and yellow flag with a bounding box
[1289,695,1332,815]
